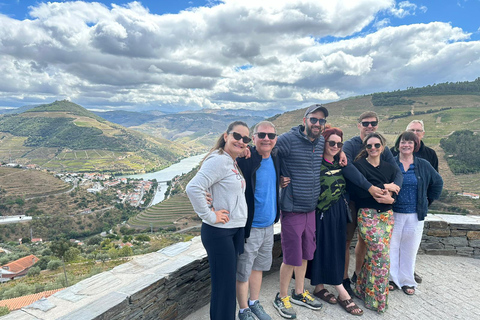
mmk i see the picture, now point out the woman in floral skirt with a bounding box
[348,132,399,312]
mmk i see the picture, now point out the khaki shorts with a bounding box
[236,225,274,282]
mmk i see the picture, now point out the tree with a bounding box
[27,266,41,277]
[64,247,80,262]
[47,260,62,271]
[49,239,71,286]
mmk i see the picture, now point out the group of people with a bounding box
[186,105,444,320]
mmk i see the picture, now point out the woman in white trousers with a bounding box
[389,131,443,295]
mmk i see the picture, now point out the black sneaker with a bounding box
[351,272,357,284]
[290,289,323,310]
[343,277,355,298]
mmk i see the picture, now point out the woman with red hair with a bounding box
[305,127,364,316]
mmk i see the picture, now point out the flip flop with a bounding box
[402,286,415,295]
[389,281,398,291]
[313,288,337,304]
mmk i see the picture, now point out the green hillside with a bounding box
[0,100,187,173]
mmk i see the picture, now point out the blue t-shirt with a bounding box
[393,162,417,213]
[252,156,277,228]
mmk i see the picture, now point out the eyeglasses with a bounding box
[231,132,251,143]
[408,129,424,133]
[361,121,378,127]
[366,143,382,149]
[255,132,277,140]
[308,117,327,125]
[327,141,343,148]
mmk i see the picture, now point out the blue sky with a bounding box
[0,1,479,111]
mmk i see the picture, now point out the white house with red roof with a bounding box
[0,254,39,282]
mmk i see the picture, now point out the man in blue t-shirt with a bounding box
[236,121,281,320]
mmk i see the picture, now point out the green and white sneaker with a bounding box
[290,289,323,310]
[273,293,297,319]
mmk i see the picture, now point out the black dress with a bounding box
[306,159,349,286]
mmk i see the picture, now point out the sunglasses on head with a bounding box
[327,141,343,148]
[255,132,277,140]
[308,117,327,125]
[361,121,378,127]
[231,132,252,143]
[366,143,382,149]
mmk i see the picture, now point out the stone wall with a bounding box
[420,214,480,258]
[3,215,479,319]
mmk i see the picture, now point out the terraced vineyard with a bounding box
[128,194,197,229]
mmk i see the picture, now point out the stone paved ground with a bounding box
[185,254,480,320]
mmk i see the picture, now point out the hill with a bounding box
[132,112,265,153]
[0,100,187,173]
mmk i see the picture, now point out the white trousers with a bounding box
[389,212,424,288]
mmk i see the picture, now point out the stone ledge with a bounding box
[3,215,478,319]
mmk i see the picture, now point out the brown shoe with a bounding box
[337,296,364,316]
[313,288,337,304]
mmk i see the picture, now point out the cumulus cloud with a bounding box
[0,0,478,111]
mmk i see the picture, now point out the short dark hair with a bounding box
[394,131,420,153]
[358,111,378,122]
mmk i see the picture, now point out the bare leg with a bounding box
[355,236,366,275]
[344,240,352,279]
[335,284,363,315]
[236,280,249,309]
[279,262,295,297]
[248,270,263,301]
[294,259,308,295]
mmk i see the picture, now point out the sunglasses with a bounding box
[361,121,378,127]
[309,117,327,125]
[327,141,343,148]
[231,132,251,143]
[255,132,277,140]
[366,143,382,149]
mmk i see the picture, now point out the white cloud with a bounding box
[0,0,478,111]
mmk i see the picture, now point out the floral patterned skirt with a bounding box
[354,208,394,313]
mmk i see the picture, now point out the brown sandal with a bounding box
[313,288,337,304]
[337,296,364,316]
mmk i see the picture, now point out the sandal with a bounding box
[389,281,398,291]
[402,286,415,295]
[314,288,337,304]
[337,296,364,316]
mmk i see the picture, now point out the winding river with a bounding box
[122,153,205,206]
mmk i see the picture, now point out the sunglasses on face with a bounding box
[327,141,343,148]
[255,132,277,140]
[308,117,327,125]
[231,132,252,143]
[366,143,382,149]
[361,121,378,127]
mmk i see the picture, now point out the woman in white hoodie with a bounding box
[186,121,250,320]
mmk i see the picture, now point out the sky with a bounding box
[0,0,479,112]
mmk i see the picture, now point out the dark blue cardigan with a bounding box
[394,156,443,221]
[236,146,281,239]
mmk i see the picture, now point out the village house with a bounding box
[0,255,39,283]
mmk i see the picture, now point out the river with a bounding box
[122,153,205,206]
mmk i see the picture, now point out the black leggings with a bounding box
[201,223,244,320]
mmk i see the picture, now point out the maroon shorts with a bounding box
[280,210,316,267]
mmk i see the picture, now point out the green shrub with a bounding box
[47,259,62,271]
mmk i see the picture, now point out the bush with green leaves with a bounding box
[27,266,41,277]
[47,259,62,271]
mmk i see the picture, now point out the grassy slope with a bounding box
[0,101,187,173]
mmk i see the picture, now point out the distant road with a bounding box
[0,215,32,225]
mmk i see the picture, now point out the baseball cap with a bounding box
[304,104,329,118]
